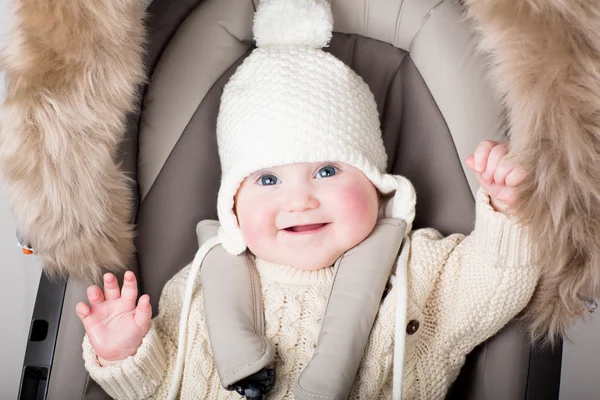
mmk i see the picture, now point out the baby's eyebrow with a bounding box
[249,169,274,177]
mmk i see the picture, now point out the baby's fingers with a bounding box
[134,294,152,332]
[482,144,507,184]
[492,157,515,186]
[103,273,121,300]
[465,155,476,171]
[120,271,138,303]
[87,285,105,305]
[473,141,497,173]
[505,164,526,187]
[75,302,91,320]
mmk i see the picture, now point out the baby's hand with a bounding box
[76,271,152,366]
[466,141,526,214]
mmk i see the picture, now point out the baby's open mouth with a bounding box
[284,223,328,233]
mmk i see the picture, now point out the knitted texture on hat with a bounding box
[216,0,416,254]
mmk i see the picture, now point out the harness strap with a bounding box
[294,219,406,400]
[199,221,275,389]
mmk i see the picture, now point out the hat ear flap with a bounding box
[376,174,416,233]
[217,178,248,255]
[218,225,247,256]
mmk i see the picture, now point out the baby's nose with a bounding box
[283,189,319,212]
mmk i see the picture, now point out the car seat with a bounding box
[16,0,563,399]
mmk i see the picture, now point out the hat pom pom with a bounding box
[253,0,333,49]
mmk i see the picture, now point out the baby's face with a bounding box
[235,162,378,270]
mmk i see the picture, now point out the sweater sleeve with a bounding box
[82,264,201,400]
[413,188,539,356]
[82,322,168,399]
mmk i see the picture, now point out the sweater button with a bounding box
[406,320,420,335]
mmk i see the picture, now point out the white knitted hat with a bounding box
[216,0,416,255]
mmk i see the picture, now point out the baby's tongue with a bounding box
[289,223,325,232]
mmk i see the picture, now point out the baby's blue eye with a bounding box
[259,174,280,186]
[316,165,338,179]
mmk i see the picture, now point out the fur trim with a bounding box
[463,0,600,344]
[0,0,146,283]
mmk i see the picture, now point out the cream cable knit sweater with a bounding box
[82,190,538,399]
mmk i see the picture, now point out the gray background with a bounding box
[0,3,44,399]
[0,1,598,398]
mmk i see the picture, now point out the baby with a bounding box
[76,1,538,399]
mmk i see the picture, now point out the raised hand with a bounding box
[466,141,526,214]
[76,271,152,366]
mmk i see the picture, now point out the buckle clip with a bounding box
[233,368,276,400]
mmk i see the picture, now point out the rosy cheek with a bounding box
[237,197,276,252]
[336,184,378,223]
[240,217,268,251]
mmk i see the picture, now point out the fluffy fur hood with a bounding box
[1,0,599,343]
[0,0,145,283]
[463,0,600,344]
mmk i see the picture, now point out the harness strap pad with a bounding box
[294,219,406,400]
[198,221,275,389]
